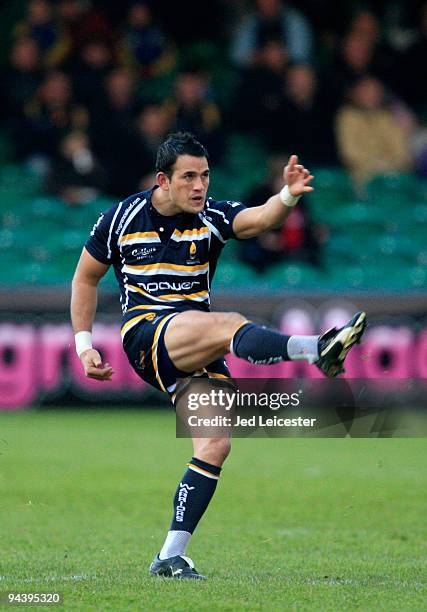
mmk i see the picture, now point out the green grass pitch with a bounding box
[0,409,426,611]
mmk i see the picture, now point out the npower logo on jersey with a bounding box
[139,281,201,293]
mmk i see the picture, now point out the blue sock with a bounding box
[232,323,320,364]
[231,322,291,365]
[170,457,221,534]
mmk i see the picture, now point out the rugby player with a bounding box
[71,132,366,580]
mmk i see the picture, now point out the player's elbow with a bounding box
[72,267,100,290]
[236,227,260,240]
[242,216,273,239]
[256,216,281,235]
[73,252,109,287]
[266,218,283,231]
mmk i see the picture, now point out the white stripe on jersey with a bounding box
[198,213,225,243]
[120,235,161,245]
[126,285,167,303]
[170,233,209,243]
[117,199,147,249]
[107,202,123,259]
[127,304,175,311]
[127,284,209,302]
[206,206,230,224]
[122,265,208,277]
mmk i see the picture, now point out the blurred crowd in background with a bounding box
[0,0,426,276]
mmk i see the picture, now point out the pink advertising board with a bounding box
[0,305,426,409]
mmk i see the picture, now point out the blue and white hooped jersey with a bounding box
[85,186,246,341]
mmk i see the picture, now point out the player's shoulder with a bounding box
[114,189,151,217]
[205,197,245,212]
[97,189,152,230]
[200,197,247,241]
[202,197,246,223]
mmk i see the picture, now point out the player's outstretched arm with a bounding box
[232,154,314,239]
[71,248,114,381]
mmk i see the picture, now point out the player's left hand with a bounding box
[284,154,314,196]
[80,348,115,381]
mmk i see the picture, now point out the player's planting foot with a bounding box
[149,554,207,580]
[315,311,366,377]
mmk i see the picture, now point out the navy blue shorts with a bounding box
[123,311,231,401]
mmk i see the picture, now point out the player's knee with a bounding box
[211,312,247,352]
[196,437,231,466]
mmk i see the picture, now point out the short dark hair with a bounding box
[155,132,209,177]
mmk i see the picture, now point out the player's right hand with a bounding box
[80,348,114,381]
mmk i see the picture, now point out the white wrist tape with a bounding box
[279,185,301,207]
[75,331,93,357]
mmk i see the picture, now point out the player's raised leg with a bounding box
[164,309,366,376]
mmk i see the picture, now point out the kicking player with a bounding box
[71,132,366,580]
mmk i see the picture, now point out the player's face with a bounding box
[167,155,210,214]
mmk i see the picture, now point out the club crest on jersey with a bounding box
[187,241,200,264]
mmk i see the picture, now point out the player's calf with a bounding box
[154,454,223,573]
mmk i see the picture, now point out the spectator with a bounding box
[94,98,171,197]
[277,64,337,164]
[121,1,176,76]
[57,0,114,61]
[350,9,380,46]
[46,130,106,205]
[349,9,400,95]
[324,9,398,111]
[165,69,225,162]
[17,71,88,173]
[1,37,43,122]
[104,67,139,116]
[335,76,412,191]
[239,155,323,273]
[69,38,114,110]
[57,0,86,31]
[230,0,313,67]
[323,31,375,111]
[135,103,172,171]
[14,0,66,67]
[90,67,141,158]
[90,68,143,196]
[232,37,288,147]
